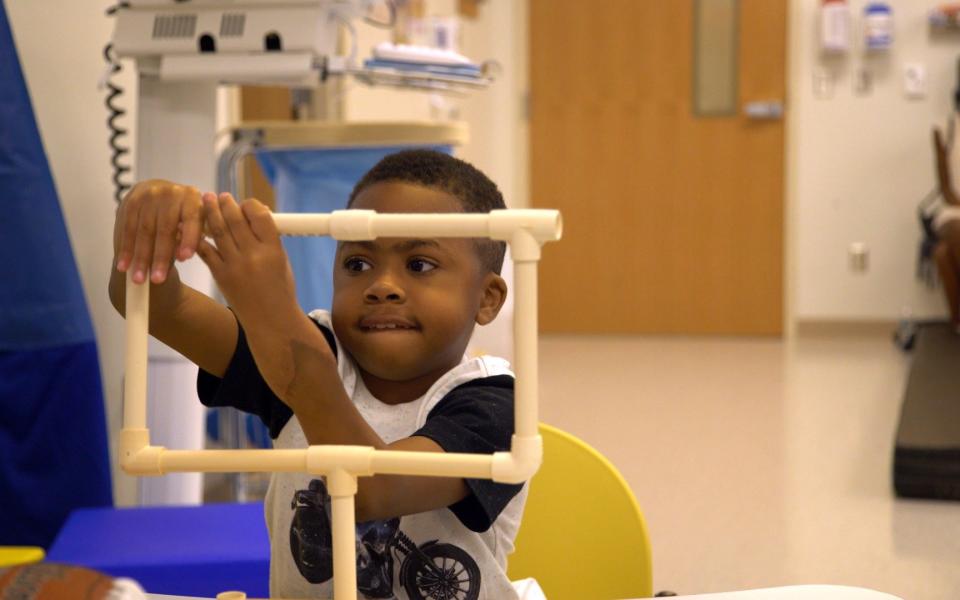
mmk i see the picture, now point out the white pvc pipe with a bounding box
[120,209,562,600]
[272,209,562,243]
[371,450,492,479]
[328,470,359,600]
[511,233,541,439]
[140,448,493,478]
[160,450,308,473]
[123,270,149,431]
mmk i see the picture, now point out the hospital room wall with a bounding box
[788,0,953,322]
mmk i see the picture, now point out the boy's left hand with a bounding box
[196,193,300,330]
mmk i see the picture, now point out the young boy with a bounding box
[109,150,526,599]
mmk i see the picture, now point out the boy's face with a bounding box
[331,181,506,390]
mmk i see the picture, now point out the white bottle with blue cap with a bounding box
[864,2,893,51]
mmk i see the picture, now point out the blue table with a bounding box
[47,502,269,597]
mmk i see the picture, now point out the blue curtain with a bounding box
[256,145,451,312]
[0,1,112,548]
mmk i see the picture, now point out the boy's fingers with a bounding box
[196,239,224,275]
[203,192,237,257]
[113,200,128,265]
[116,193,142,273]
[178,187,203,260]
[242,198,279,242]
[150,193,181,283]
[130,196,159,284]
[220,193,256,247]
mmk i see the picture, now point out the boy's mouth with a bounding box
[359,315,419,332]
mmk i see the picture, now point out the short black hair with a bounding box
[348,149,507,274]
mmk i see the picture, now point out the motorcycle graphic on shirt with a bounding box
[290,478,481,600]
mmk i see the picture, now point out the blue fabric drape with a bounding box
[0,0,112,547]
[256,145,451,312]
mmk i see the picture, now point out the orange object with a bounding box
[0,563,114,600]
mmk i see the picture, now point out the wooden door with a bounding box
[531,1,786,335]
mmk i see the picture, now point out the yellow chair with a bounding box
[508,424,653,599]
[0,546,44,568]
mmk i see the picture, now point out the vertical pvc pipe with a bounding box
[328,469,358,600]
[124,272,149,430]
[511,230,541,438]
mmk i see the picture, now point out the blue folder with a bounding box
[47,503,269,596]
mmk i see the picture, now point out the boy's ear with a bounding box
[476,272,508,326]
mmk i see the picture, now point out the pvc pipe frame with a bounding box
[121,208,561,600]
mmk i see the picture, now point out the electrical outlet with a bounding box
[848,242,869,273]
[905,63,927,99]
[813,68,834,99]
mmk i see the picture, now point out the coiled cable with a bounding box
[102,42,131,205]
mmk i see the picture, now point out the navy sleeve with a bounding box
[413,375,524,533]
[196,317,337,439]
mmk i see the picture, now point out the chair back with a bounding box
[507,423,653,599]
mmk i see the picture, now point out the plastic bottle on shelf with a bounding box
[821,0,851,54]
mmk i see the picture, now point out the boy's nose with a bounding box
[364,277,406,303]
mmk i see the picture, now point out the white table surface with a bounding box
[147,584,904,600]
[656,586,903,599]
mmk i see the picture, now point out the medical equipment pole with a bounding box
[135,78,218,505]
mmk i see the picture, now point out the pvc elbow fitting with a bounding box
[119,428,164,476]
[491,434,543,484]
[488,209,563,244]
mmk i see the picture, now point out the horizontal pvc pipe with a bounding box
[370,451,493,479]
[271,213,332,236]
[159,449,308,473]
[271,209,562,243]
[145,446,494,479]
[349,213,491,239]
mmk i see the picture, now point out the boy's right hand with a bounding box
[114,180,204,285]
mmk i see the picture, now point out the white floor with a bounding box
[538,331,960,599]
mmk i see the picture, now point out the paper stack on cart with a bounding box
[364,42,483,80]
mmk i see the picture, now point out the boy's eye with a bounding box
[408,259,437,273]
[344,257,372,272]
